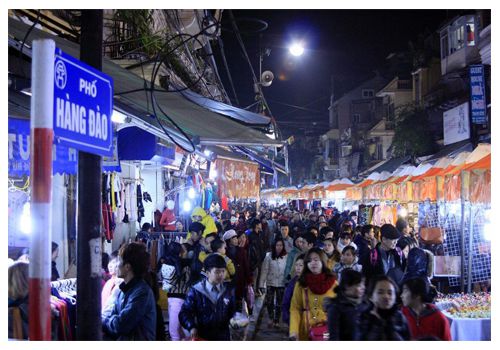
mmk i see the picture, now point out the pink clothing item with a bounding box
[101,277,120,310]
[168,297,188,341]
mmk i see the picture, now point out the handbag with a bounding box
[420,227,443,245]
[303,288,329,341]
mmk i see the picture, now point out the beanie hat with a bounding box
[204,253,227,270]
[381,224,400,240]
[222,229,237,241]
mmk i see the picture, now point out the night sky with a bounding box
[216,9,467,137]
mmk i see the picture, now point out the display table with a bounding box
[436,292,491,341]
[445,314,491,341]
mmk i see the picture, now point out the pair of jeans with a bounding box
[265,286,285,323]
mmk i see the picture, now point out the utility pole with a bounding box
[76,10,103,340]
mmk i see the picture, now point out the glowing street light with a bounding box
[289,42,304,56]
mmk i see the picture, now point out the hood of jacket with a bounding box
[191,207,207,220]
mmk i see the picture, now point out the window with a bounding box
[441,15,476,58]
[352,114,360,123]
[466,23,475,46]
[362,89,374,98]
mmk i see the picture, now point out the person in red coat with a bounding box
[401,277,451,340]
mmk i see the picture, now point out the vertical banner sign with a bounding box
[53,48,113,156]
[469,64,487,125]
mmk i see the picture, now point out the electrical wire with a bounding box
[17,10,40,78]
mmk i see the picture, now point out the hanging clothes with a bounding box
[137,184,145,223]
[154,209,163,232]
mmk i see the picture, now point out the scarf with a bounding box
[305,273,336,295]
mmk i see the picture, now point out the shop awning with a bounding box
[8,17,285,150]
[179,89,271,126]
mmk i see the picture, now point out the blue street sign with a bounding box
[469,64,487,125]
[53,47,113,156]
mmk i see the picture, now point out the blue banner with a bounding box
[8,117,119,176]
[469,64,487,124]
[8,117,78,176]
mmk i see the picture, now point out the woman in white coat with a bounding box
[258,238,288,327]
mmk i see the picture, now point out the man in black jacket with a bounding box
[179,254,237,340]
[362,224,405,284]
[248,218,266,294]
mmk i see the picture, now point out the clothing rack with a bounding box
[51,278,77,293]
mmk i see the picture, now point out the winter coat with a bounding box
[325,252,340,271]
[283,246,302,284]
[325,292,367,340]
[402,247,434,282]
[178,279,236,340]
[358,304,411,341]
[401,304,451,340]
[353,234,376,264]
[281,276,298,325]
[190,207,217,237]
[248,230,266,272]
[362,243,405,284]
[102,278,157,340]
[289,281,337,340]
[160,263,191,299]
[259,252,287,288]
[226,245,252,299]
[159,208,176,231]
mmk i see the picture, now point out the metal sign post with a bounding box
[29,39,55,340]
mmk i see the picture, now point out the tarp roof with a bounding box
[8,17,284,149]
[366,156,411,174]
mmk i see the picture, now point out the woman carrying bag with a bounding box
[289,247,337,341]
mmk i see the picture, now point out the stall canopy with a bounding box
[8,17,285,151]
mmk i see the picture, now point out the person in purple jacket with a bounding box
[281,253,305,326]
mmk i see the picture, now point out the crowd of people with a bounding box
[8,202,452,341]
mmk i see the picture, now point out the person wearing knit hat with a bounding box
[361,224,405,284]
[222,229,237,242]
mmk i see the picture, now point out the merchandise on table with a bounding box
[436,292,490,319]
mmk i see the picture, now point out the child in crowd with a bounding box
[336,232,358,255]
[210,238,236,282]
[322,238,340,271]
[333,246,362,281]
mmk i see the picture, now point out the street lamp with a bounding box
[289,42,305,57]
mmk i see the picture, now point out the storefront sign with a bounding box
[443,102,470,145]
[8,117,77,176]
[215,158,260,199]
[53,48,113,156]
[469,64,487,124]
[8,117,118,176]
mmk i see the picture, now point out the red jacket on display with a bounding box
[159,209,176,231]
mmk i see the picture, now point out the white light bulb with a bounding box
[188,188,196,199]
[183,200,192,213]
[289,43,304,56]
